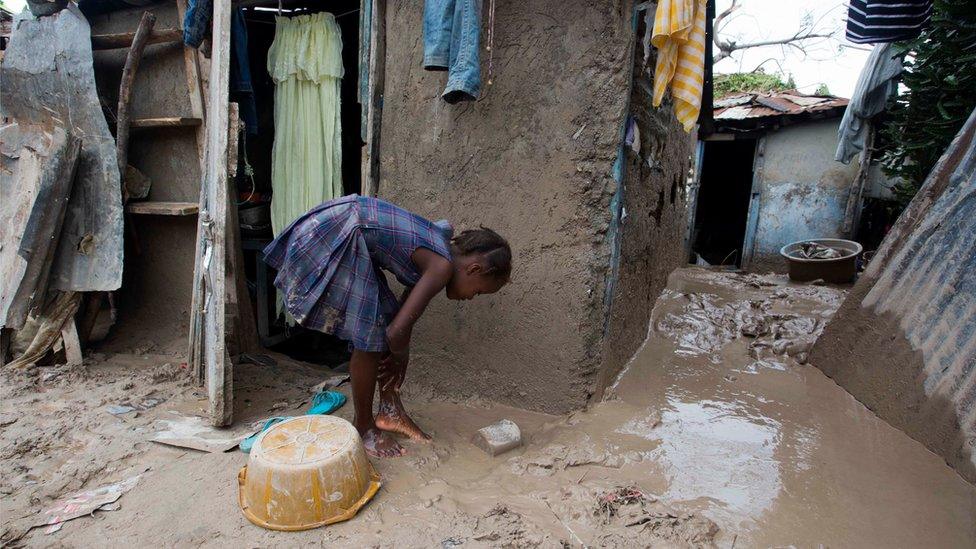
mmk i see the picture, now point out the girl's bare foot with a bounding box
[361,427,406,458]
[376,395,433,442]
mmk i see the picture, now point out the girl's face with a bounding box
[446,256,507,301]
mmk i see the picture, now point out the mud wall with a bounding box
[595,11,694,397]
[809,110,976,483]
[748,120,858,272]
[378,0,687,412]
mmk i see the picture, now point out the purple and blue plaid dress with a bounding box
[263,195,453,352]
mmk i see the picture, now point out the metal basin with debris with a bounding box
[238,415,381,531]
[779,238,863,283]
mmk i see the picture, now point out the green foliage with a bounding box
[713,70,796,98]
[814,83,831,96]
[880,0,976,204]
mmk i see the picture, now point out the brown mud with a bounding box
[2,267,975,547]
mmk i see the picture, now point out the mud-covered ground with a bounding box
[3,268,975,547]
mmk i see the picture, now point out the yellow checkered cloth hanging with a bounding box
[651,0,707,133]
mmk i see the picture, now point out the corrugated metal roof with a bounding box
[712,90,849,125]
[714,94,754,109]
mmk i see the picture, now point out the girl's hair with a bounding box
[451,226,512,282]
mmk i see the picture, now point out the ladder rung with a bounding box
[127,201,199,216]
[130,117,203,130]
[91,29,183,50]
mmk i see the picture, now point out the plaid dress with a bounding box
[263,195,453,352]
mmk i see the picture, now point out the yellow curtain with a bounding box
[267,12,344,236]
[651,0,706,132]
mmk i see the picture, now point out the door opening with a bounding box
[234,1,362,365]
[690,138,757,267]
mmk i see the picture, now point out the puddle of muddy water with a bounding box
[597,268,976,547]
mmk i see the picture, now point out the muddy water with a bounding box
[599,268,976,546]
[22,268,976,548]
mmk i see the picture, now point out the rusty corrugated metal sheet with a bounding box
[712,90,849,124]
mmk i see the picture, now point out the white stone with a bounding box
[472,419,522,456]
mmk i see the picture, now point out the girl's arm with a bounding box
[385,248,452,358]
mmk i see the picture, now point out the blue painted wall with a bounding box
[746,120,859,271]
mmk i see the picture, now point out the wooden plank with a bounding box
[740,137,766,270]
[201,0,232,427]
[91,28,182,50]
[181,0,210,386]
[126,201,200,216]
[361,0,385,197]
[130,117,203,129]
[116,11,157,180]
[60,320,83,367]
[224,104,260,356]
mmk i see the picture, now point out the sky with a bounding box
[714,0,870,98]
[2,0,870,99]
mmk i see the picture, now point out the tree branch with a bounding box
[714,31,835,64]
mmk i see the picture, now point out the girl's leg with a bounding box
[376,378,433,442]
[350,350,405,457]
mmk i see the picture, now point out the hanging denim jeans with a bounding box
[423,0,482,103]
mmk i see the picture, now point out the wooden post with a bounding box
[362,0,386,197]
[176,0,208,168]
[116,11,157,181]
[201,0,233,427]
[842,123,874,238]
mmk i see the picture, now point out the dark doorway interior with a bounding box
[235,2,362,365]
[691,139,757,267]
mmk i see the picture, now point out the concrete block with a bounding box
[472,419,522,456]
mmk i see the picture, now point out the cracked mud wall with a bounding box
[378,0,654,413]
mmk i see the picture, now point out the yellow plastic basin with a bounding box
[238,415,381,531]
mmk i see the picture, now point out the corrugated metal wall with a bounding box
[861,137,976,450]
[811,108,976,482]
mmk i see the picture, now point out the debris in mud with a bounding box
[151,415,259,453]
[794,242,843,260]
[593,486,719,548]
[105,397,163,416]
[148,362,188,384]
[106,404,137,415]
[657,289,833,365]
[311,372,350,393]
[597,486,656,521]
[470,505,547,547]
[730,272,779,288]
[31,474,142,535]
[511,439,624,476]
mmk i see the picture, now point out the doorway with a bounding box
[690,138,757,267]
[234,1,363,364]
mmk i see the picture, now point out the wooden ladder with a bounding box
[88,1,207,216]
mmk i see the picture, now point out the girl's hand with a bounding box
[380,330,410,391]
[378,353,407,391]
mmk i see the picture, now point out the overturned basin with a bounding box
[780,238,863,283]
[238,415,380,531]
